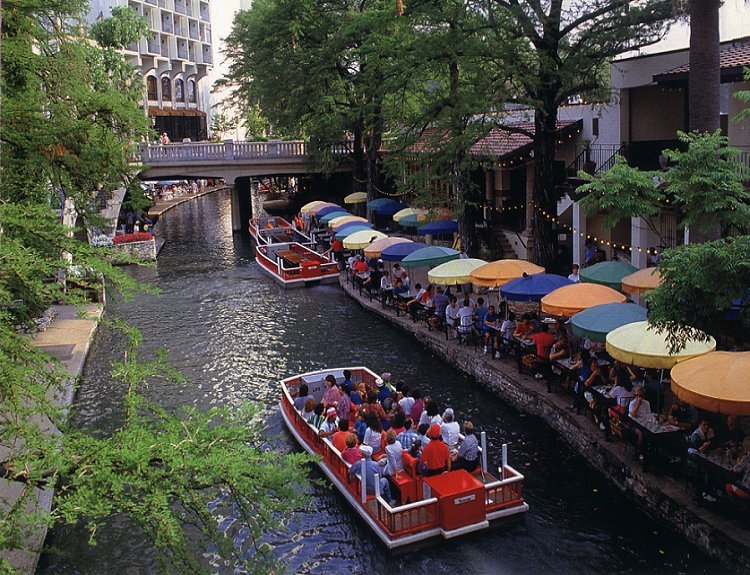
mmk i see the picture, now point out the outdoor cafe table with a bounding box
[591,385,617,409]
[689,446,748,491]
[629,414,685,465]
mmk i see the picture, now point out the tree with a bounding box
[646,236,750,352]
[210,110,239,140]
[489,0,674,269]
[1,2,312,572]
[686,0,721,133]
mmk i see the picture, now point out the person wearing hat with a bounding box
[319,407,340,438]
[348,444,395,505]
[376,377,392,405]
[421,424,451,476]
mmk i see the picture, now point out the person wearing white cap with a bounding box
[376,377,392,405]
[319,407,339,438]
[348,444,395,505]
[440,408,460,449]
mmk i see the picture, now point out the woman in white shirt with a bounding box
[440,408,461,449]
[383,429,404,476]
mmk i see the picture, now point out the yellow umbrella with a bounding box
[343,230,388,250]
[671,352,750,415]
[330,216,369,229]
[428,258,487,286]
[606,321,716,370]
[621,268,663,296]
[470,259,545,288]
[344,192,368,204]
[392,208,427,223]
[363,237,411,258]
[300,200,325,213]
[541,283,626,317]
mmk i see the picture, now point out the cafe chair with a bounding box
[457,315,478,350]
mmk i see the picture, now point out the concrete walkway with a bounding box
[340,277,750,570]
[0,305,102,574]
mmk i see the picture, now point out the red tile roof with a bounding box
[654,41,750,82]
[470,120,580,159]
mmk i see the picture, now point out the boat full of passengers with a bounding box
[279,366,529,549]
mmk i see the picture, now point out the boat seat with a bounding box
[388,451,420,504]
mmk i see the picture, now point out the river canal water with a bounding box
[40,189,729,575]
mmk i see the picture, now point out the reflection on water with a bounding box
[40,190,728,575]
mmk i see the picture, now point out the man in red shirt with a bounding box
[331,420,352,453]
[522,324,555,380]
[421,425,451,476]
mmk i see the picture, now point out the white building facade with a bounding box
[88,0,214,142]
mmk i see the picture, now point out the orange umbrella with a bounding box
[330,216,368,229]
[621,268,663,296]
[363,237,411,258]
[541,283,626,317]
[470,259,545,288]
[671,352,750,415]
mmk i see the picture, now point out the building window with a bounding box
[146,76,158,100]
[175,79,185,102]
[187,79,196,103]
[161,77,171,101]
[592,117,599,138]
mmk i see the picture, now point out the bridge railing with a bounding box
[138,140,351,164]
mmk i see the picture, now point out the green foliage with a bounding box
[577,156,662,228]
[647,236,750,352]
[210,111,239,140]
[732,68,750,123]
[90,6,151,49]
[662,130,750,232]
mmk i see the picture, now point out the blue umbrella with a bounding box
[320,210,350,224]
[418,220,458,235]
[367,198,397,210]
[380,241,428,262]
[571,302,648,343]
[375,201,408,216]
[334,220,373,234]
[334,225,373,240]
[401,246,460,269]
[500,273,573,302]
[399,214,422,228]
[316,205,344,218]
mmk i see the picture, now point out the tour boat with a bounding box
[255,242,339,287]
[279,367,529,549]
[248,216,312,246]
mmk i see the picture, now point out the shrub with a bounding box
[113,232,154,245]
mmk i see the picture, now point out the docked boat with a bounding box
[256,242,339,287]
[279,367,528,549]
[248,216,311,246]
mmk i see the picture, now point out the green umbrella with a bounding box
[579,261,638,291]
[401,246,460,268]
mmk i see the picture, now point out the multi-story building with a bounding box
[88,0,214,142]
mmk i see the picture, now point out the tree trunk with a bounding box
[352,122,367,195]
[531,100,559,270]
[688,0,720,133]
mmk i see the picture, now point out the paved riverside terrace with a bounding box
[339,275,750,571]
[0,305,102,574]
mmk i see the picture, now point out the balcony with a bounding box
[199,1,209,21]
[188,20,199,40]
[174,0,187,14]
[201,44,213,65]
[161,13,173,34]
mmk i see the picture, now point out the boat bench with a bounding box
[388,452,421,504]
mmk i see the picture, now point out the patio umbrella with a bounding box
[671,352,750,415]
[621,268,663,296]
[579,261,638,291]
[380,241,428,262]
[399,214,426,228]
[428,258,487,286]
[375,201,409,217]
[571,302,648,343]
[499,273,572,302]
[471,260,546,288]
[309,202,339,215]
[343,229,388,249]
[367,198,397,210]
[344,192,368,204]
[333,221,373,236]
[320,210,350,224]
[401,246,460,269]
[393,208,427,223]
[330,215,368,229]
[334,225,373,240]
[315,205,343,218]
[605,321,716,370]
[363,237,411,258]
[418,220,458,235]
[541,283,626,317]
[300,200,326,213]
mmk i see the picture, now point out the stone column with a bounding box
[230,186,242,232]
[572,201,585,266]
[630,217,648,268]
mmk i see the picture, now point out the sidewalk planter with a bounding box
[112,233,156,261]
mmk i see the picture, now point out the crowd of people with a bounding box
[293,370,481,506]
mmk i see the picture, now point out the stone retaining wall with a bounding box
[340,277,750,571]
[113,238,156,261]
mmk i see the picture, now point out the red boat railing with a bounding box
[484,467,525,512]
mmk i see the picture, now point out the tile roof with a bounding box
[470,120,580,159]
[654,41,750,82]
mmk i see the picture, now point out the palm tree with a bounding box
[688,0,721,133]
